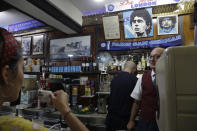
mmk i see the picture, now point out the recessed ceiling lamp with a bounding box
[94,0,104,2]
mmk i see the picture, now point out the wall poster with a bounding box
[157,15,178,35]
[22,36,31,55]
[50,35,91,59]
[123,7,153,39]
[32,35,44,55]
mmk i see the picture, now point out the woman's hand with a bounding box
[127,120,135,131]
[50,90,70,114]
[50,90,89,131]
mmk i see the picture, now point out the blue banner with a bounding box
[110,41,132,50]
[99,35,182,51]
[8,19,45,32]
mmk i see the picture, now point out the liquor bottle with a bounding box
[85,57,90,72]
[89,56,93,72]
[81,57,86,72]
[85,80,91,96]
[141,53,146,71]
[72,86,78,106]
[130,55,134,62]
[93,56,98,71]
[146,52,150,70]
[133,55,138,66]
[42,63,45,72]
[90,80,95,96]
[113,56,118,71]
[117,62,121,71]
[137,61,142,71]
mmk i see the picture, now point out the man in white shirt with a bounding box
[127,48,164,131]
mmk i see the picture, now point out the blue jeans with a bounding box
[136,117,159,131]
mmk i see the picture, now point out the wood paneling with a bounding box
[82,26,97,56]
[182,14,194,46]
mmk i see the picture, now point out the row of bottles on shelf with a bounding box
[49,65,82,73]
[24,58,44,72]
[40,56,99,73]
[135,53,151,71]
[24,53,151,73]
[68,53,150,73]
[81,56,98,72]
[98,52,151,72]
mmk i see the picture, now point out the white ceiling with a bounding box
[70,0,123,12]
[3,0,123,34]
[5,0,77,34]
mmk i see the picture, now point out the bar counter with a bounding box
[23,107,106,130]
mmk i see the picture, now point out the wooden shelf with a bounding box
[47,71,100,75]
[48,79,81,85]
[107,70,150,74]
[96,92,110,95]
[23,56,44,59]
[24,71,100,75]
[24,72,42,75]
[107,71,121,74]
[80,95,95,98]
[24,70,150,75]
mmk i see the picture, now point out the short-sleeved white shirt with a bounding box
[130,70,155,101]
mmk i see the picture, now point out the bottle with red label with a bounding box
[85,57,90,72]
[93,56,98,72]
[81,57,86,72]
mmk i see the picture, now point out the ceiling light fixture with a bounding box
[94,0,104,2]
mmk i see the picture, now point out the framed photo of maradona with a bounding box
[157,15,178,35]
[50,35,91,59]
[123,7,153,39]
[22,36,31,55]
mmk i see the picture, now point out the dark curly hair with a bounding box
[130,8,152,35]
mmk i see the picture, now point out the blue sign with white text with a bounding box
[8,19,45,32]
[99,35,182,51]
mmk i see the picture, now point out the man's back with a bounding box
[108,72,137,117]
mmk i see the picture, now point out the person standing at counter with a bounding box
[0,28,89,131]
[127,48,164,131]
[105,61,138,131]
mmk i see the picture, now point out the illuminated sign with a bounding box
[99,35,182,50]
[8,19,45,32]
[105,0,181,12]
